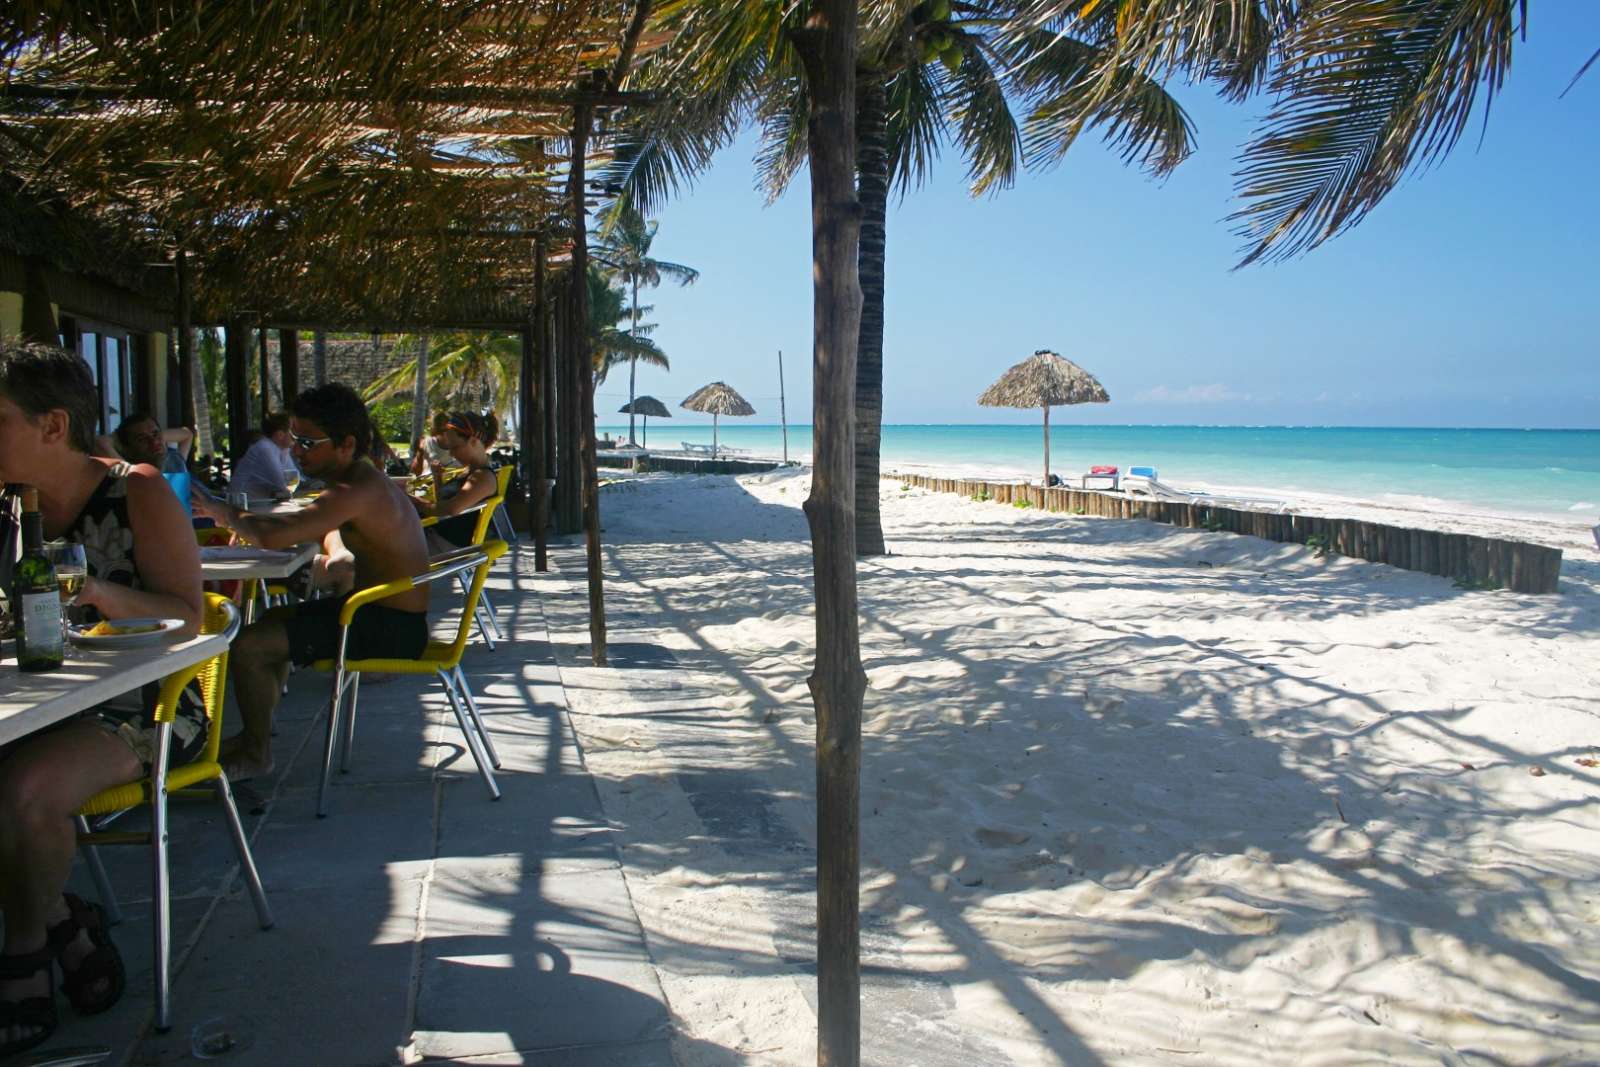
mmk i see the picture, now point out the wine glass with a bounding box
[45,541,88,606]
[284,466,301,496]
[45,541,88,633]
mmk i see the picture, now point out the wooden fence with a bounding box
[889,473,1563,595]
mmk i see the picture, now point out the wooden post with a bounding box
[1042,404,1050,487]
[570,95,607,667]
[794,2,865,1063]
[224,320,251,461]
[532,229,551,570]
[175,249,196,433]
[779,349,790,464]
[279,329,299,405]
[253,326,270,423]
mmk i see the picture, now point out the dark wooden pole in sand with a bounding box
[529,229,550,571]
[569,94,607,666]
[794,1,865,1063]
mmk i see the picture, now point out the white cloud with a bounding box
[1134,383,1251,405]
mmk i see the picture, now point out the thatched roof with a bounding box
[978,350,1110,409]
[620,395,670,418]
[680,382,754,416]
[0,1,665,328]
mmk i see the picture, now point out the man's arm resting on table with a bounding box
[205,487,364,550]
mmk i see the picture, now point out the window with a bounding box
[61,317,136,434]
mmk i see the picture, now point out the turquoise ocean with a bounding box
[597,423,1600,525]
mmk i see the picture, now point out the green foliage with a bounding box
[900,483,910,491]
[1453,574,1501,592]
[1013,498,1033,509]
[971,491,990,502]
[360,332,518,428]
[369,398,413,443]
[1202,513,1226,533]
[1305,533,1333,558]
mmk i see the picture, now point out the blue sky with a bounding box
[603,8,1600,432]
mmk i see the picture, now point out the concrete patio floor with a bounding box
[28,542,677,1066]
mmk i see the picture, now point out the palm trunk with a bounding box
[794,4,865,1063]
[627,276,640,445]
[854,73,890,557]
[410,333,430,451]
[189,330,214,456]
[313,330,327,385]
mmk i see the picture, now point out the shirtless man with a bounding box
[193,383,431,779]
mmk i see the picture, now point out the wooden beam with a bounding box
[0,84,662,108]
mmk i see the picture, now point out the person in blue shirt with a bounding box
[106,412,192,474]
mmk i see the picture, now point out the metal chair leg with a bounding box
[339,673,362,772]
[75,816,123,926]
[439,670,500,801]
[479,588,504,638]
[215,773,274,929]
[492,505,517,545]
[317,669,348,818]
[474,603,499,651]
[452,666,501,769]
[149,725,173,1032]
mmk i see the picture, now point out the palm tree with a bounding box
[361,332,522,425]
[607,0,1192,554]
[586,266,672,385]
[592,208,699,445]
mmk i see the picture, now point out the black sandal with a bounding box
[0,945,57,1057]
[46,893,125,1016]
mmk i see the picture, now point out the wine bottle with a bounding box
[14,487,63,672]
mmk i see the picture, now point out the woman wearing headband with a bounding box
[409,411,499,549]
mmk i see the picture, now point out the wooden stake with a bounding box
[779,348,789,464]
[794,3,865,1063]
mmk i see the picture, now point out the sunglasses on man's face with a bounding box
[291,433,331,451]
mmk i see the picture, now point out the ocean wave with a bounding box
[1570,502,1597,512]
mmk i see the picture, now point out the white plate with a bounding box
[68,617,186,650]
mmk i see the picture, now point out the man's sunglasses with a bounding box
[291,433,331,450]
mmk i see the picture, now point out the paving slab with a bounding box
[14,546,676,1066]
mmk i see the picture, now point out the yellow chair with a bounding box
[311,541,508,817]
[74,593,273,1032]
[420,470,507,648]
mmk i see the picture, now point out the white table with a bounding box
[0,632,231,745]
[199,543,318,582]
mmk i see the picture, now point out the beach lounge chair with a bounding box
[1080,465,1119,490]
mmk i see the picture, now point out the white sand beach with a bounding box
[532,470,1600,1065]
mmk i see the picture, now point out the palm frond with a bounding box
[1230,0,1522,266]
[939,27,1023,197]
[885,58,948,196]
[1005,28,1195,177]
[754,76,811,203]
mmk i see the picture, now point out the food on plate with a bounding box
[85,620,163,636]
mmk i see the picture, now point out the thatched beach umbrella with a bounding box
[978,349,1110,486]
[680,382,755,458]
[618,396,670,447]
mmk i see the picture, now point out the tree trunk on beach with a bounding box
[627,276,640,445]
[854,72,889,557]
[794,3,866,1063]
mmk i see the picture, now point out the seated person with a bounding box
[410,410,452,478]
[0,341,203,1057]
[100,411,193,473]
[192,383,431,780]
[408,411,499,551]
[225,412,296,500]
